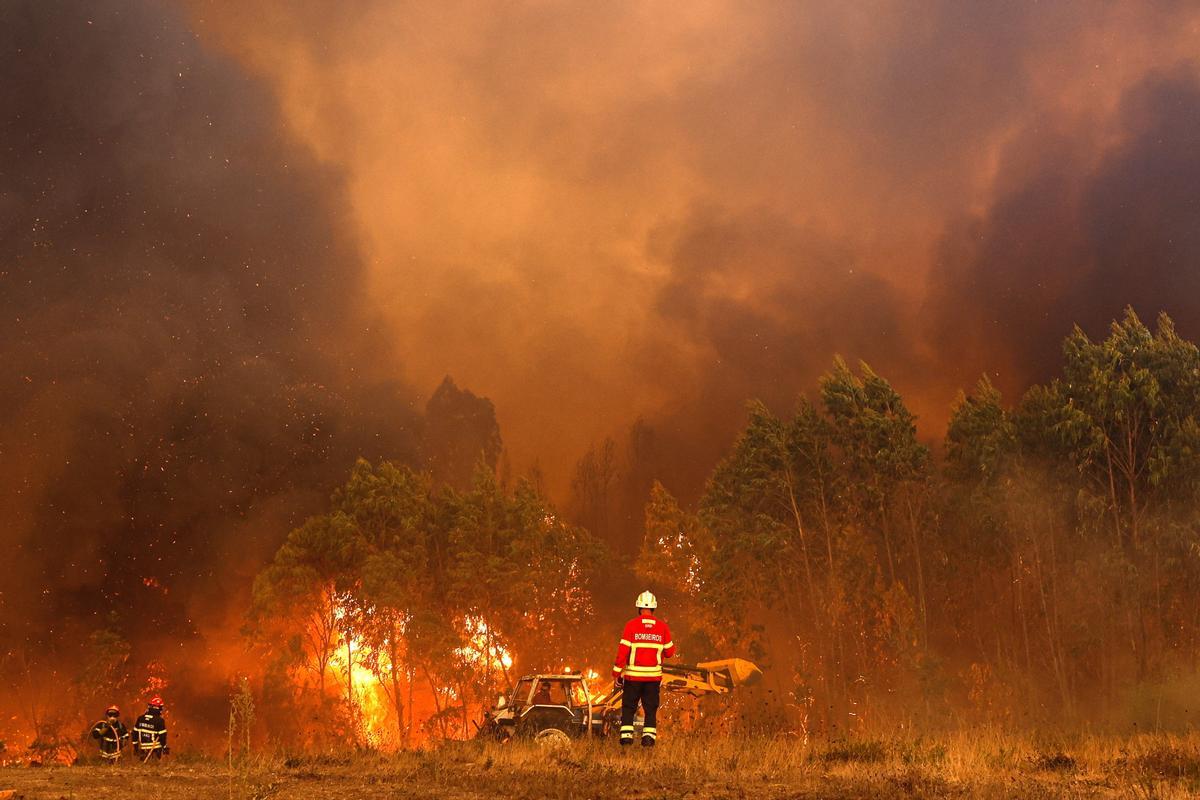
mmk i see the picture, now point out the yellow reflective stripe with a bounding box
[663,641,674,649]
[619,725,634,732]
[628,643,665,668]
[619,639,633,647]
[624,664,663,673]
[643,727,656,733]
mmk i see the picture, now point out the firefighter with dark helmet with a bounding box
[90,705,130,761]
[612,590,675,747]
[133,696,169,760]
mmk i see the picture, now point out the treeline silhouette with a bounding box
[250,309,1200,746]
[641,308,1200,732]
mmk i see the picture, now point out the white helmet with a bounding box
[635,590,657,610]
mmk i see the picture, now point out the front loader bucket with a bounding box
[696,658,762,687]
[660,658,763,696]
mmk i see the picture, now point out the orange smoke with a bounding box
[185,0,1200,495]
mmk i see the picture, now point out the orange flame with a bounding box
[456,615,513,672]
[326,604,514,746]
[329,628,392,747]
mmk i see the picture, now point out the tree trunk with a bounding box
[406,663,415,746]
[458,676,471,738]
[1121,411,1143,549]
[904,490,929,646]
[785,469,821,632]
[877,485,897,586]
[1104,443,1123,547]
[422,664,448,738]
[1015,549,1033,681]
[1032,536,1071,716]
[388,631,405,746]
[345,638,357,743]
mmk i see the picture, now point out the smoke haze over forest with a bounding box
[183,0,1200,478]
[3,0,1200,749]
[1,0,423,653]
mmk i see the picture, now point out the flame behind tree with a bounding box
[447,473,605,679]
[250,515,361,701]
[337,461,435,746]
[249,459,604,745]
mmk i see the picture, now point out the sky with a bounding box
[2,0,1200,642]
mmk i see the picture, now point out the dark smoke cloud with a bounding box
[180,1,1199,500]
[642,208,919,492]
[5,0,1200,659]
[0,1,419,648]
[927,65,1200,397]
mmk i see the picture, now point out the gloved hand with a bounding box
[162,747,171,756]
[613,675,624,689]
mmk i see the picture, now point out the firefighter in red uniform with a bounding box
[612,590,675,747]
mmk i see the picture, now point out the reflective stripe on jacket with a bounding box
[134,711,168,750]
[91,720,129,755]
[613,614,675,682]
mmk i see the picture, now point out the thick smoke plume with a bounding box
[0,1,418,659]
[185,0,1200,495]
[929,65,1200,397]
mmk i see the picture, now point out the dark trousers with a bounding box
[620,680,661,739]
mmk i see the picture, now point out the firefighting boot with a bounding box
[619,725,635,746]
[642,727,656,747]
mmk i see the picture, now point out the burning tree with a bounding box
[336,460,436,746]
[248,459,605,748]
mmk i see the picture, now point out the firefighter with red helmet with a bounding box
[133,696,169,760]
[89,705,130,761]
[612,590,675,747]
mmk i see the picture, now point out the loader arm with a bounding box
[590,657,761,715]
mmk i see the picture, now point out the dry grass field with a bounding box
[3,731,1200,799]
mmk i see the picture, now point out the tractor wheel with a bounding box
[534,728,571,750]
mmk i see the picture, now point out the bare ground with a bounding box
[3,732,1199,799]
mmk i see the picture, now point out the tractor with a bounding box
[476,658,761,747]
